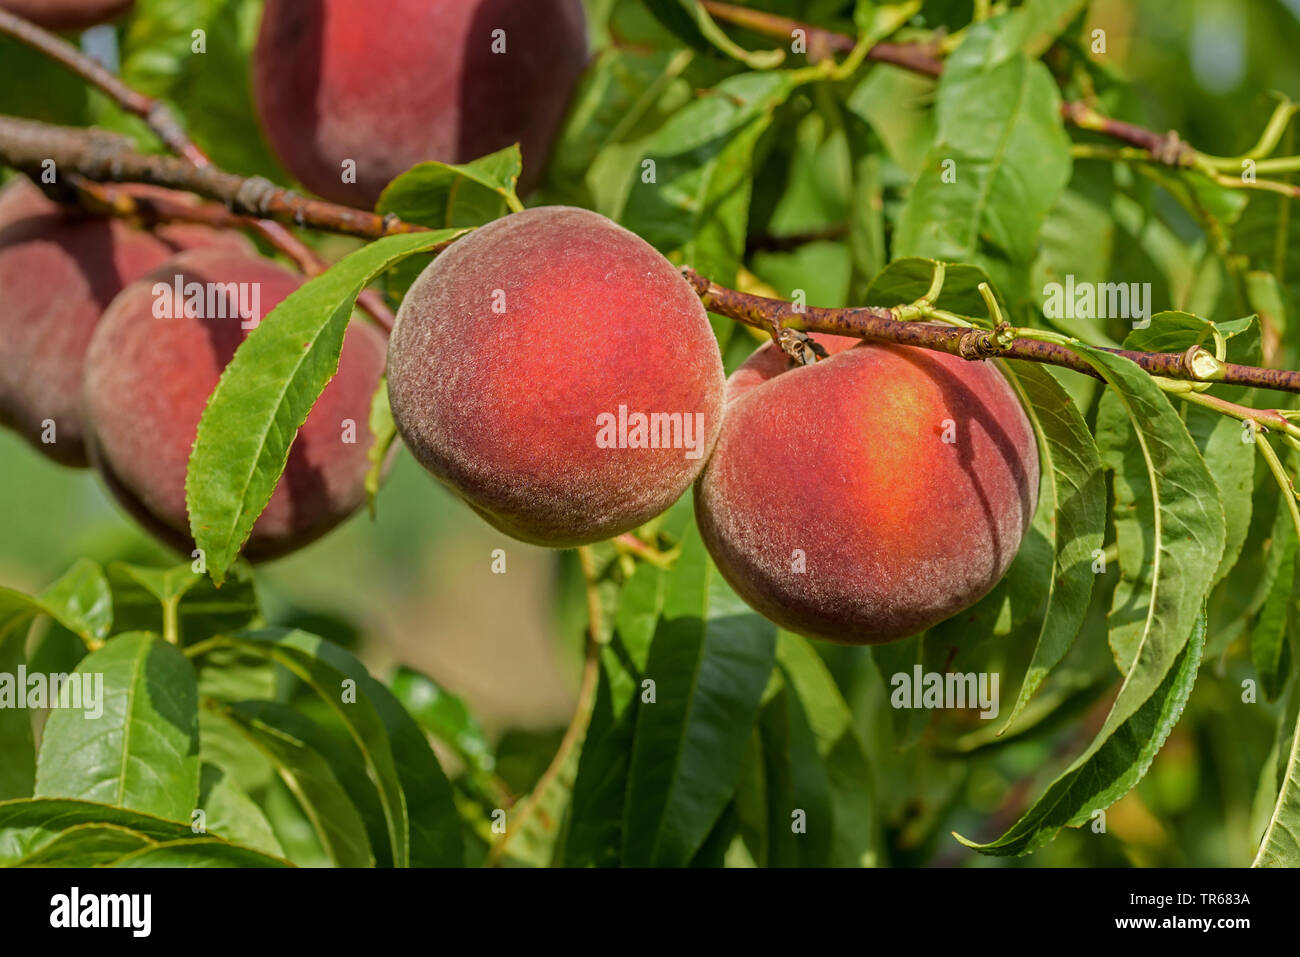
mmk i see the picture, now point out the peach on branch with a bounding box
[387,206,726,547]
[694,335,1039,644]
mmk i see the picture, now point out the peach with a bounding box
[387,206,725,547]
[252,0,588,208]
[0,178,241,466]
[82,246,387,559]
[0,0,133,30]
[695,335,1039,644]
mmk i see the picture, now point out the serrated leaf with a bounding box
[1254,660,1300,867]
[187,230,465,583]
[621,525,777,866]
[36,559,113,645]
[1069,344,1224,725]
[998,362,1105,732]
[35,633,200,822]
[1121,313,1260,586]
[959,612,1206,855]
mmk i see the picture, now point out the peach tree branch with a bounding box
[5,113,1300,397]
[681,267,1300,396]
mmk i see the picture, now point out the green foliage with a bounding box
[186,231,465,583]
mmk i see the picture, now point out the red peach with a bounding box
[252,0,588,208]
[0,178,242,466]
[82,246,388,559]
[387,206,726,546]
[695,335,1039,644]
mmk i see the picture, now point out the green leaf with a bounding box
[0,798,198,864]
[376,145,522,228]
[213,629,463,866]
[1252,520,1297,702]
[10,823,155,867]
[0,617,35,800]
[759,680,833,867]
[196,763,285,859]
[894,18,1073,299]
[187,230,465,583]
[220,701,374,867]
[1254,662,1300,867]
[36,559,113,645]
[544,48,694,209]
[776,634,879,867]
[998,362,1105,732]
[108,561,260,645]
[35,633,201,822]
[563,559,668,867]
[621,71,798,286]
[390,668,493,776]
[364,378,397,519]
[112,838,292,867]
[865,257,1004,320]
[870,634,932,748]
[1120,313,1261,586]
[1005,0,1090,58]
[621,525,778,866]
[1073,344,1224,716]
[959,612,1206,855]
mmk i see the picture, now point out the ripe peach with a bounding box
[252,0,588,208]
[0,178,240,466]
[387,206,725,547]
[695,335,1039,644]
[82,246,387,560]
[0,0,132,30]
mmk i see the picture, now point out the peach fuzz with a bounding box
[695,335,1039,644]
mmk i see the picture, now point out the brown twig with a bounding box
[0,117,426,242]
[683,268,1300,396]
